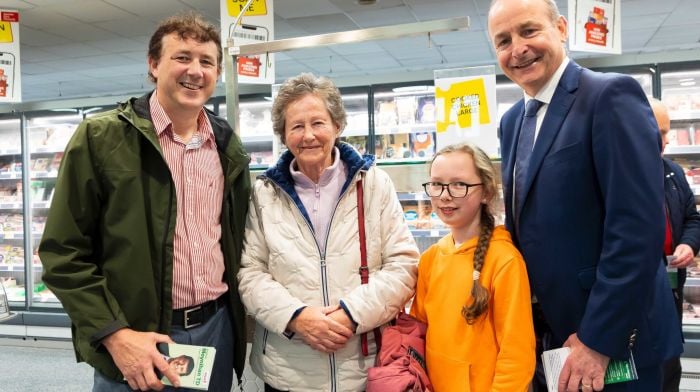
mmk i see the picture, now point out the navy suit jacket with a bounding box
[500,61,683,367]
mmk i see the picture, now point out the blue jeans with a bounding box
[93,306,235,391]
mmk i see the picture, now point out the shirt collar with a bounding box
[290,147,342,187]
[524,57,570,105]
[149,91,214,142]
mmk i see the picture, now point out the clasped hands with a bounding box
[287,305,355,353]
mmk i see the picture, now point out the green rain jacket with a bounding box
[38,93,251,382]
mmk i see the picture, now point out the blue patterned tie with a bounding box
[514,99,543,228]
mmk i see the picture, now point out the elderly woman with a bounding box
[238,73,419,391]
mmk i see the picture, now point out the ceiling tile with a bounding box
[285,13,358,35]
[46,0,135,23]
[274,0,340,19]
[330,41,385,56]
[41,43,110,58]
[346,53,401,70]
[17,47,56,63]
[16,7,78,30]
[440,42,494,63]
[620,0,681,17]
[328,0,404,13]
[619,28,656,51]
[347,6,416,28]
[666,0,700,25]
[19,25,72,46]
[284,46,336,61]
[3,0,35,10]
[271,16,307,39]
[83,37,144,53]
[98,17,163,37]
[102,0,188,17]
[647,24,700,47]
[622,14,665,31]
[407,1,475,23]
[430,30,481,46]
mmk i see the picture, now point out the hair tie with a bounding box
[473,270,480,281]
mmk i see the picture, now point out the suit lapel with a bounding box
[504,100,525,228]
[517,61,581,218]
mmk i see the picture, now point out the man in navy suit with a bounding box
[488,0,683,391]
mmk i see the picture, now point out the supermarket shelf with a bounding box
[377,157,430,164]
[343,128,369,137]
[240,135,273,143]
[375,123,436,135]
[0,148,21,156]
[410,229,449,237]
[30,171,57,179]
[0,172,22,180]
[0,232,43,240]
[670,111,700,122]
[0,201,50,210]
[397,192,430,201]
[666,145,700,155]
[0,202,22,210]
[31,147,65,154]
[0,264,42,272]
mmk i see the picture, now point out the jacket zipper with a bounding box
[266,171,363,392]
[262,328,269,355]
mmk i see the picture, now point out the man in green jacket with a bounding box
[38,11,250,392]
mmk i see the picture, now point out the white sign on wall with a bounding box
[220,0,275,85]
[0,10,21,103]
[568,0,621,54]
[434,66,499,158]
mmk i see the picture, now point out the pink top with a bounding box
[150,92,228,309]
[290,147,348,255]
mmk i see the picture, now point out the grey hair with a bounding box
[271,72,347,145]
[489,0,561,26]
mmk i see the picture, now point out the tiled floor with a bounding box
[1,337,699,391]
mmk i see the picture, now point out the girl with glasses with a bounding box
[410,142,535,391]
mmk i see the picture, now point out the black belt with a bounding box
[172,295,227,330]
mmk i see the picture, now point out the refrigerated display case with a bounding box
[0,114,25,305]
[373,85,437,163]
[220,96,275,169]
[660,65,700,332]
[25,109,82,307]
[338,89,371,156]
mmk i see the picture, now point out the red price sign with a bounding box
[1,12,19,23]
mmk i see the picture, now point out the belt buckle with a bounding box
[183,305,202,329]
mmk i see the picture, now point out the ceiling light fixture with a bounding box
[357,0,377,5]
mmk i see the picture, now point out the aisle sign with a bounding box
[434,66,499,157]
[568,0,621,54]
[0,10,21,103]
[221,0,275,84]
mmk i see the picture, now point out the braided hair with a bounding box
[462,206,495,324]
[430,142,498,324]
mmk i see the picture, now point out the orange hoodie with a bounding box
[410,225,535,392]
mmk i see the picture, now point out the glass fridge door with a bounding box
[339,89,370,155]
[25,109,82,307]
[373,84,437,163]
[0,114,25,305]
[220,96,275,169]
[660,68,700,327]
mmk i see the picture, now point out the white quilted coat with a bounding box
[238,147,419,392]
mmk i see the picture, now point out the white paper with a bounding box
[542,347,572,392]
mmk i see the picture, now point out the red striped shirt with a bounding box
[150,92,228,309]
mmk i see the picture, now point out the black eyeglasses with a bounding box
[422,182,483,198]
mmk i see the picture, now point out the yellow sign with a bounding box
[435,78,490,132]
[227,0,267,17]
[0,22,12,43]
